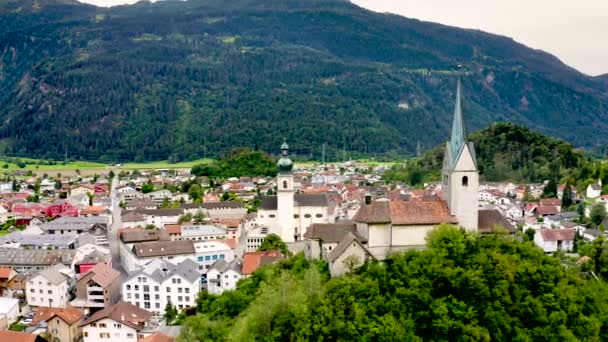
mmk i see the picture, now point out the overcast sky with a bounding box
[80,0,608,76]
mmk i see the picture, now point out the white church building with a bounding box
[353,80,483,259]
[255,141,336,243]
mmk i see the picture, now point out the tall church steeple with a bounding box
[276,139,296,242]
[442,79,479,231]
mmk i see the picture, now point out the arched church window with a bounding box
[283,180,288,189]
[462,176,469,187]
[304,214,311,218]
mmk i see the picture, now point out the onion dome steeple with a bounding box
[277,138,293,173]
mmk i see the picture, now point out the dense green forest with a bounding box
[384,122,608,187]
[178,225,608,341]
[0,0,607,161]
[191,148,278,178]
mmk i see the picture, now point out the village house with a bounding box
[534,229,575,253]
[42,306,85,342]
[120,238,195,274]
[71,263,121,314]
[587,180,603,199]
[122,259,201,313]
[26,264,72,309]
[80,301,154,342]
[0,297,20,328]
[206,259,243,295]
[242,250,283,278]
[327,232,375,277]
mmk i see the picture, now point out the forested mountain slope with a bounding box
[1,0,607,161]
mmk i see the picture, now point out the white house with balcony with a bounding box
[122,259,201,314]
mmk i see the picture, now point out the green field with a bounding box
[119,158,215,170]
[0,158,107,172]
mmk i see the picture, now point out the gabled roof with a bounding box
[133,240,195,258]
[328,232,374,263]
[353,200,457,226]
[242,250,282,275]
[209,259,242,274]
[30,264,69,285]
[0,267,15,279]
[304,223,366,243]
[181,202,243,210]
[47,306,84,325]
[79,301,152,331]
[539,198,561,207]
[80,262,120,288]
[539,229,575,241]
[259,194,328,210]
[0,331,40,342]
[140,332,175,342]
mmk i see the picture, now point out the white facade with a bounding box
[26,267,71,309]
[587,180,602,199]
[534,230,574,253]
[0,297,20,326]
[206,260,243,295]
[82,317,139,342]
[276,172,295,243]
[193,240,235,273]
[144,190,173,205]
[122,261,201,314]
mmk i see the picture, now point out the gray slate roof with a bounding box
[40,216,108,232]
[259,194,328,210]
[209,259,242,273]
[304,222,366,243]
[0,248,75,266]
[31,264,70,285]
[127,258,200,284]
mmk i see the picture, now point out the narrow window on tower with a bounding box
[283,180,288,189]
[462,176,468,187]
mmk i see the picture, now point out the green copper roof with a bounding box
[449,79,467,167]
[278,139,293,173]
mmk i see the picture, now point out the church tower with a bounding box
[442,80,479,231]
[276,139,295,242]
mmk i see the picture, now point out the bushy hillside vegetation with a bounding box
[178,226,608,341]
[384,122,608,188]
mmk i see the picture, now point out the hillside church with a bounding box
[260,81,482,260]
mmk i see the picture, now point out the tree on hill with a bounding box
[542,179,557,198]
[561,183,573,208]
[258,234,289,256]
[590,203,607,227]
[191,149,278,179]
[141,182,154,194]
[180,225,608,341]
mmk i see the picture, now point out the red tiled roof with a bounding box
[31,307,62,326]
[165,224,182,235]
[537,206,559,216]
[242,250,283,275]
[0,267,14,279]
[0,331,38,342]
[540,198,561,207]
[219,238,238,250]
[140,332,175,342]
[48,307,84,325]
[354,200,457,225]
[539,229,575,241]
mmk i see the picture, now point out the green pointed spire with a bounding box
[449,79,467,166]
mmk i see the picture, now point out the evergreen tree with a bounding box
[164,302,177,323]
[590,203,607,227]
[542,179,558,198]
[561,184,573,209]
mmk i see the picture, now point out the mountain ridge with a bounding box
[0,0,606,161]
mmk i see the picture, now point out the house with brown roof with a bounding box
[327,232,375,277]
[80,302,154,342]
[303,222,367,260]
[353,200,458,259]
[43,306,85,342]
[534,229,575,253]
[242,250,283,276]
[0,331,48,342]
[0,267,17,296]
[71,263,121,313]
